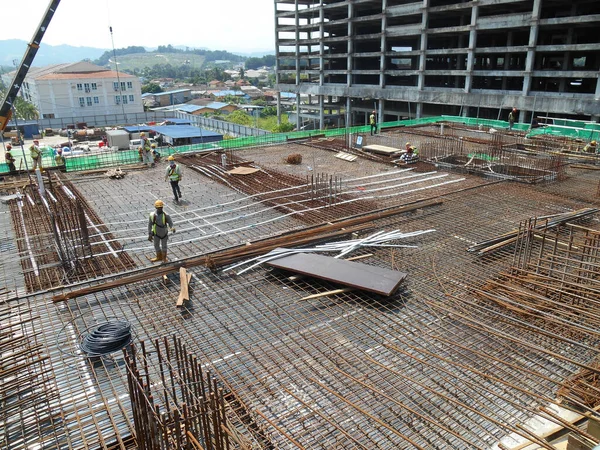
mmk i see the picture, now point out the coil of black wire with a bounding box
[79,320,132,357]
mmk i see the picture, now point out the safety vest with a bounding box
[150,212,168,235]
[370,114,376,125]
[30,145,41,159]
[5,151,14,162]
[55,154,65,165]
[167,165,180,181]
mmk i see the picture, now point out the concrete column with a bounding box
[464,4,479,93]
[346,96,352,128]
[380,0,387,88]
[319,95,324,129]
[347,2,354,87]
[417,0,429,91]
[378,99,385,126]
[274,3,282,125]
[295,0,300,85]
[416,103,423,118]
[523,0,542,96]
[319,1,324,87]
[296,96,301,130]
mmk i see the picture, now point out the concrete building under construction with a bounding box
[274,0,600,128]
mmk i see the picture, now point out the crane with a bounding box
[0,0,61,132]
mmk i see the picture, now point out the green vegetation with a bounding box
[245,55,276,69]
[0,87,38,120]
[141,83,163,94]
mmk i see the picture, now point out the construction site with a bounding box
[1,115,600,450]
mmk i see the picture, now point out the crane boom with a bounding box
[0,0,61,132]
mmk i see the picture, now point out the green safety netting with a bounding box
[1,115,596,173]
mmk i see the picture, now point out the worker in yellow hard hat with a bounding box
[583,140,598,154]
[148,199,175,263]
[165,155,183,203]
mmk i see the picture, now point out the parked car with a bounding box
[129,138,157,150]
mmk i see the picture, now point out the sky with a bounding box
[0,0,276,53]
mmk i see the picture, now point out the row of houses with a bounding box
[142,86,296,116]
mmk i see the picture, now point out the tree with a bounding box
[226,110,253,126]
[14,96,38,120]
[0,88,38,120]
[142,83,163,94]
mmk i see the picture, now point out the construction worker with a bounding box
[29,139,43,170]
[165,155,183,203]
[396,146,419,165]
[137,146,143,162]
[5,144,16,172]
[152,144,161,163]
[148,199,175,263]
[508,108,517,130]
[140,132,154,167]
[55,147,66,167]
[583,140,598,154]
[369,110,377,135]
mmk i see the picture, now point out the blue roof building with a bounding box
[150,125,223,145]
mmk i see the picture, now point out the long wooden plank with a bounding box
[267,252,407,296]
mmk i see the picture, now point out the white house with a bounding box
[3,61,143,119]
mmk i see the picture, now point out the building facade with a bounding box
[2,62,143,119]
[274,0,600,128]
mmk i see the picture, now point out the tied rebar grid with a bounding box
[1,301,62,449]
[430,218,600,449]
[7,173,135,292]
[177,152,378,226]
[39,180,596,450]
[6,150,600,449]
[123,335,268,450]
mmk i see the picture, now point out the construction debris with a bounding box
[105,167,125,179]
[286,153,303,164]
[176,267,192,306]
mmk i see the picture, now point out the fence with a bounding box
[2,115,596,173]
[37,110,267,138]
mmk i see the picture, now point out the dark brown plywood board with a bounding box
[266,251,407,296]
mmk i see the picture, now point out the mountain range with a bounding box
[0,39,273,69]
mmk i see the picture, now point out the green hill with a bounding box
[110,52,206,73]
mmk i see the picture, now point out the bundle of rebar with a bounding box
[467,208,599,255]
[123,335,267,449]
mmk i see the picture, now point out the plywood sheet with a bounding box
[266,251,407,296]
[363,144,402,155]
[228,166,259,175]
[335,151,358,162]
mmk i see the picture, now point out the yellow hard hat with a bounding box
[167,155,175,161]
[140,132,146,137]
[405,142,411,147]
[591,141,597,146]
[151,143,156,148]
[154,200,164,208]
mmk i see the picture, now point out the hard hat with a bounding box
[372,110,376,113]
[406,142,411,147]
[591,141,597,146]
[167,155,175,161]
[151,144,156,148]
[6,144,11,149]
[33,139,39,144]
[512,107,517,111]
[140,132,146,137]
[57,148,62,153]
[407,146,414,152]
[154,200,164,208]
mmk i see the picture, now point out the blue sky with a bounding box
[0,0,276,53]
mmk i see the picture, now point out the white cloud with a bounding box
[1,0,275,52]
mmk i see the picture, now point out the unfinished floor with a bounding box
[2,125,600,450]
